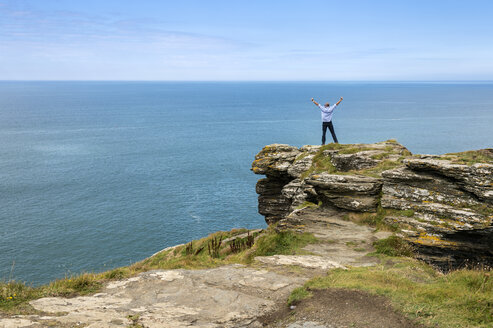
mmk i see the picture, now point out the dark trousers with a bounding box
[322,121,338,144]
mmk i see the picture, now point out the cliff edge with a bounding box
[252,140,493,270]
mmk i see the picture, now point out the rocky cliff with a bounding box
[252,140,493,270]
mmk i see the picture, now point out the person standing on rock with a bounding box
[311,97,343,144]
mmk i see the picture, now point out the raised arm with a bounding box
[311,98,320,107]
[336,97,343,106]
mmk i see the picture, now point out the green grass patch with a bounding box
[0,272,103,314]
[127,314,144,328]
[443,149,493,165]
[292,258,493,327]
[255,230,318,256]
[299,150,337,179]
[399,209,415,217]
[295,201,322,210]
[356,159,404,178]
[319,143,346,151]
[373,236,415,257]
[287,286,313,305]
[338,146,374,154]
[294,152,310,163]
[345,206,414,232]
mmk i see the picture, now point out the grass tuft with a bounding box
[373,236,415,257]
[292,258,493,328]
[287,286,312,305]
[255,230,318,256]
[442,149,493,165]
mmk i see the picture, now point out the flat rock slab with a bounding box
[6,265,305,328]
[287,322,330,328]
[255,255,347,270]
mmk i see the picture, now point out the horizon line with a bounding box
[2,80,493,83]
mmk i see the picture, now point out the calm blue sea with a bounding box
[1,81,492,285]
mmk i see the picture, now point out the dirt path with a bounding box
[261,289,423,328]
[256,207,391,273]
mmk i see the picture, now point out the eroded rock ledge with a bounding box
[252,140,493,270]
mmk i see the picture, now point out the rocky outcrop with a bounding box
[252,141,493,270]
[251,140,410,221]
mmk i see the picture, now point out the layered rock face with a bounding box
[252,141,493,269]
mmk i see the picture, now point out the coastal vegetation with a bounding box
[440,149,493,165]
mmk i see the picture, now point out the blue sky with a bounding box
[1,0,493,80]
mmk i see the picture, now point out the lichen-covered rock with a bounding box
[382,167,481,206]
[252,141,409,221]
[281,178,316,210]
[306,173,382,194]
[251,144,300,177]
[306,173,382,211]
[288,154,316,178]
[381,158,493,270]
[252,141,493,270]
[404,158,493,203]
[329,152,379,171]
[252,141,414,222]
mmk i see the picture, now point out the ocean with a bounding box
[1,81,492,285]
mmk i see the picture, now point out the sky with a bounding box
[1,0,493,81]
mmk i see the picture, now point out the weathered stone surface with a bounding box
[20,266,305,328]
[306,173,382,212]
[251,144,300,177]
[255,255,347,270]
[404,158,493,203]
[306,173,382,194]
[256,177,292,224]
[0,318,41,328]
[380,158,493,270]
[281,179,318,210]
[382,167,481,205]
[258,194,292,224]
[288,154,315,178]
[329,152,379,171]
[281,178,303,200]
